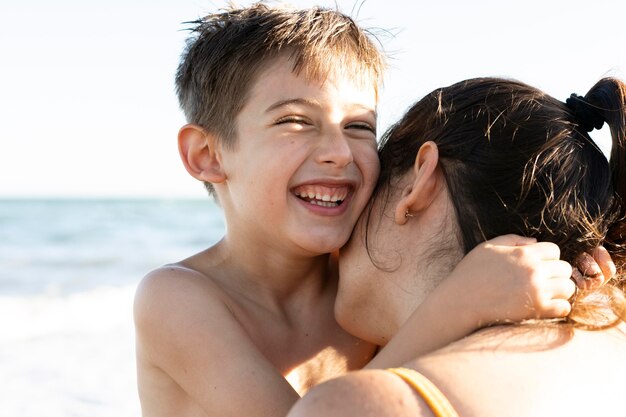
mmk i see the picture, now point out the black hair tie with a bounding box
[565,93,605,132]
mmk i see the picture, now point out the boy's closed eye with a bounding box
[273,116,376,140]
[275,116,312,126]
[345,122,376,135]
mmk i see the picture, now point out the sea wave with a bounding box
[1,285,141,417]
[1,198,225,416]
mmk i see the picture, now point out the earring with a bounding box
[405,210,414,218]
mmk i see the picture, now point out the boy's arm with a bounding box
[134,266,300,417]
[366,234,574,368]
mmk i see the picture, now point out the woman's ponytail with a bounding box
[584,78,626,269]
[566,79,626,329]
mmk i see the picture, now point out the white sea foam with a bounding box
[0,198,225,416]
[0,285,141,416]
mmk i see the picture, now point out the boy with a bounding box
[134,4,598,417]
[134,6,385,417]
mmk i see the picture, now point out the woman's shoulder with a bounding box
[287,368,440,417]
[406,323,626,417]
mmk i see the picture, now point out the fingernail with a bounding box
[578,253,602,277]
[571,268,584,289]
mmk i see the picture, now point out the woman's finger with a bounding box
[530,242,561,260]
[571,267,586,289]
[575,252,602,278]
[592,246,616,284]
[540,299,572,319]
[546,274,576,300]
[486,234,537,247]
[545,259,575,281]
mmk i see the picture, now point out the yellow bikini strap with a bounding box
[387,367,459,417]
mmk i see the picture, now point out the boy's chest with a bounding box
[283,344,365,395]
[237,306,377,395]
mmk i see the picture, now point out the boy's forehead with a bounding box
[247,55,379,109]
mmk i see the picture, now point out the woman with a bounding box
[288,77,626,416]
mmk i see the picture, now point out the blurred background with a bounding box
[1,0,624,415]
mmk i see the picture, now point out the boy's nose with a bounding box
[315,133,354,168]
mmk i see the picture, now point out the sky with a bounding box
[1,0,624,198]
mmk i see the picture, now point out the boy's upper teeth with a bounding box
[294,185,349,202]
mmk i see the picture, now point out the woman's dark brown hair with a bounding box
[373,77,626,328]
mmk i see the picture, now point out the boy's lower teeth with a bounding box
[299,197,343,207]
[299,196,343,207]
[311,200,338,208]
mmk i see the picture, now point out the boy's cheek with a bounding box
[355,141,380,176]
[362,152,381,194]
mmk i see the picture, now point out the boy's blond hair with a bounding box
[175,2,386,196]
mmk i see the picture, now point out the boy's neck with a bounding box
[206,235,335,309]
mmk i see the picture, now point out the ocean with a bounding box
[0,198,225,416]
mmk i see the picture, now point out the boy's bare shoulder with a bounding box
[134,252,300,417]
[136,257,222,300]
[133,244,243,369]
[134,251,232,335]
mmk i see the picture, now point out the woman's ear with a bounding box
[394,141,441,225]
[178,124,226,184]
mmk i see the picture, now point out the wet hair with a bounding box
[175,2,386,196]
[373,77,626,328]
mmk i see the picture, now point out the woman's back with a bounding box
[408,323,626,416]
[289,324,626,417]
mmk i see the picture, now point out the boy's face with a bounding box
[218,56,380,257]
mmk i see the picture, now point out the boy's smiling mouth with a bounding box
[292,185,350,208]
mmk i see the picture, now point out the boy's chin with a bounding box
[297,235,349,257]
[293,222,351,248]
[303,242,346,257]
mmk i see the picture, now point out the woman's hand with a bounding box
[443,234,575,327]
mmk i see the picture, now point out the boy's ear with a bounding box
[178,124,226,184]
[394,141,441,225]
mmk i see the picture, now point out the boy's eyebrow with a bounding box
[265,98,377,118]
[265,98,321,113]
